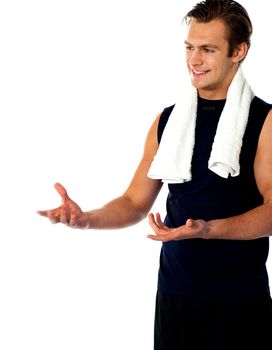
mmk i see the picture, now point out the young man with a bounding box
[38,0,272,348]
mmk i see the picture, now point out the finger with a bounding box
[37,209,59,219]
[147,233,163,241]
[147,233,172,242]
[37,206,60,217]
[37,210,49,217]
[148,213,160,232]
[186,218,193,227]
[69,208,80,227]
[155,212,169,230]
[47,210,60,224]
[59,203,68,224]
[148,213,170,238]
[69,214,76,227]
[147,226,179,242]
[54,183,69,203]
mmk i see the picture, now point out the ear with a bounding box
[232,42,249,63]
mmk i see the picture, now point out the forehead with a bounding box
[186,18,229,46]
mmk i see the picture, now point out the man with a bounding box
[38,0,272,349]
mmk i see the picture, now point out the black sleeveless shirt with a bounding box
[157,96,272,301]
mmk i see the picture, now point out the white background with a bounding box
[0,1,271,349]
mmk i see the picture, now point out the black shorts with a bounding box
[154,289,272,350]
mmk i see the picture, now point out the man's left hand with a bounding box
[147,212,209,242]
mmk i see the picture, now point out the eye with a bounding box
[204,48,215,53]
[185,45,194,51]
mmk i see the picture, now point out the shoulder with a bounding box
[253,96,272,141]
[245,96,272,143]
[254,108,272,200]
[253,95,272,150]
[250,96,272,116]
[259,108,272,140]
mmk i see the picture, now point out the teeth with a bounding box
[193,69,207,74]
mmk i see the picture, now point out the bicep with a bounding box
[123,112,163,214]
[254,109,272,202]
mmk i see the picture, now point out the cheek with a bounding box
[204,54,218,66]
[185,53,192,63]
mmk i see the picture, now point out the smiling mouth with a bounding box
[191,69,209,77]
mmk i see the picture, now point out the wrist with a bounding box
[202,220,213,239]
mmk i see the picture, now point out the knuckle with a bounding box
[49,217,58,224]
[60,217,68,224]
[48,211,58,224]
[69,219,76,227]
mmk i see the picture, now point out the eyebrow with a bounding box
[184,40,219,49]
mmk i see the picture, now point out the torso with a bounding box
[157,96,272,301]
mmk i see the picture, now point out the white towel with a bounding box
[147,66,255,184]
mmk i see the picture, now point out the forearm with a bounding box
[84,195,147,230]
[205,201,272,240]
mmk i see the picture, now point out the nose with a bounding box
[188,49,203,66]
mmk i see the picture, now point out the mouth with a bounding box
[191,69,209,77]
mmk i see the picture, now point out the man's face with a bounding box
[185,18,239,99]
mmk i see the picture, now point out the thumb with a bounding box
[54,182,69,202]
[186,218,194,227]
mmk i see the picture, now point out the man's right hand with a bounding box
[37,183,90,229]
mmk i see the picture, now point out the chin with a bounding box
[190,79,205,90]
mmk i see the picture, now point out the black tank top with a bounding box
[157,96,272,301]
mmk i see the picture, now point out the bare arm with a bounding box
[148,109,272,241]
[207,108,272,240]
[38,113,163,229]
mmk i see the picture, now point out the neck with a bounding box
[198,90,227,100]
